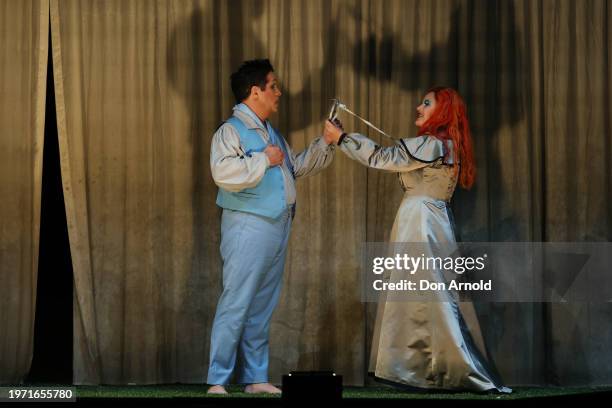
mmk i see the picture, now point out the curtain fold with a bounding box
[541,0,612,385]
[0,0,49,384]
[51,0,218,384]
[45,0,612,385]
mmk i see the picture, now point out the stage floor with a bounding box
[72,384,611,400]
[5,384,611,406]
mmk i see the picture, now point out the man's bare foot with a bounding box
[207,385,228,395]
[244,383,282,394]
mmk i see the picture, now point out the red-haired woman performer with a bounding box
[324,87,510,393]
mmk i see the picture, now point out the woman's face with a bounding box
[415,92,437,128]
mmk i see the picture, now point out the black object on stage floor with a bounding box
[282,371,342,402]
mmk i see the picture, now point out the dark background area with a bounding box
[25,31,73,384]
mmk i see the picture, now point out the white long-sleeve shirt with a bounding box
[210,105,335,204]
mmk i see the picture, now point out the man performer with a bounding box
[207,59,336,394]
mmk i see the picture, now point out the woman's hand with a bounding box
[323,119,344,145]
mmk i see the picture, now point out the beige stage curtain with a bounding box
[540,0,612,386]
[50,0,221,384]
[49,0,612,385]
[345,0,612,386]
[0,0,49,383]
[51,0,366,385]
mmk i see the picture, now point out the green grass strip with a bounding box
[73,385,612,400]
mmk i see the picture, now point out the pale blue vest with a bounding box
[216,116,288,219]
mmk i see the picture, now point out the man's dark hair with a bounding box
[230,59,274,104]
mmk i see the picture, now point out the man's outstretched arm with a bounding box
[289,135,335,179]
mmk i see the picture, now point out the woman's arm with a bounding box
[323,119,446,172]
[339,133,437,172]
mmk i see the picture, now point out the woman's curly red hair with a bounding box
[417,87,476,190]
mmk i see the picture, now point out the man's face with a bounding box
[254,72,282,118]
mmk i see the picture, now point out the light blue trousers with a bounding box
[207,207,292,385]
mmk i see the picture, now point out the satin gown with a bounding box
[339,133,510,393]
